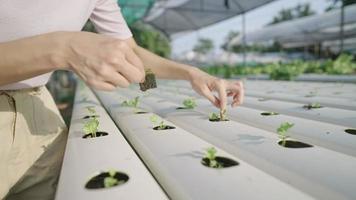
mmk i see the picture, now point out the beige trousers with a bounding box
[0,87,68,200]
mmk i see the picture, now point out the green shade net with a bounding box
[118,0,155,26]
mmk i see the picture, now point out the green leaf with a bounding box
[108,170,116,177]
[83,118,99,136]
[104,177,118,188]
[149,115,159,125]
[183,98,197,109]
[121,96,140,108]
[206,147,217,161]
[209,113,220,121]
[277,122,294,141]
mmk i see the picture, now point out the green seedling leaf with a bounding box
[209,113,220,121]
[150,115,167,129]
[277,122,294,147]
[303,102,322,110]
[108,170,116,177]
[83,118,99,137]
[182,98,197,109]
[104,177,118,188]
[205,147,222,168]
[121,96,140,108]
[149,115,159,125]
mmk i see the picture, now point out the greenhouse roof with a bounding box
[231,4,356,49]
[143,0,275,35]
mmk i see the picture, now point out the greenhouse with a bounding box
[0,0,355,200]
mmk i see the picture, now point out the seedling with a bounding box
[104,170,120,188]
[303,102,322,110]
[183,98,197,109]
[277,122,294,147]
[83,116,99,138]
[121,96,140,108]
[209,109,228,122]
[140,69,157,91]
[204,147,222,168]
[177,98,197,109]
[209,113,220,121]
[85,170,129,189]
[149,115,174,130]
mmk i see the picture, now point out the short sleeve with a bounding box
[90,0,132,39]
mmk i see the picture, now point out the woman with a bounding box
[0,0,244,199]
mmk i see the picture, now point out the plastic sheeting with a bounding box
[143,0,275,35]
[231,4,356,49]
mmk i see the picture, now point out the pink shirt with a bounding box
[0,0,132,90]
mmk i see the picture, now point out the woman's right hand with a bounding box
[60,31,145,91]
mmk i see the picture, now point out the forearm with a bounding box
[0,32,67,86]
[132,43,200,80]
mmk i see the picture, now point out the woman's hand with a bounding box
[188,68,244,110]
[63,32,145,91]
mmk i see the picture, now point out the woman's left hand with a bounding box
[188,68,244,110]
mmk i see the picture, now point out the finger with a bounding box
[233,87,244,107]
[117,60,145,83]
[124,47,145,78]
[96,65,130,87]
[227,81,244,107]
[214,80,227,111]
[234,81,244,106]
[87,79,116,91]
[200,86,220,108]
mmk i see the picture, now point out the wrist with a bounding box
[186,66,206,81]
[46,31,73,70]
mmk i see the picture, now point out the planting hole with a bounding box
[258,98,270,102]
[261,112,279,116]
[82,115,99,119]
[345,129,356,135]
[303,103,323,110]
[209,118,229,122]
[82,132,108,139]
[176,107,189,110]
[85,171,129,189]
[201,156,239,169]
[278,140,313,148]
[153,125,176,130]
[135,111,148,114]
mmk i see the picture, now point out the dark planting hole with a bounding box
[201,156,239,169]
[345,129,356,135]
[303,104,323,110]
[82,132,108,139]
[304,94,315,98]
[135,111,148,114]
[261,112,279,116]
[82,115,99,119]
[278,140,313,148]
[209,118,229,122]
[176,107,190,110]
[85,171,129,189]
[153,125,176,130]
